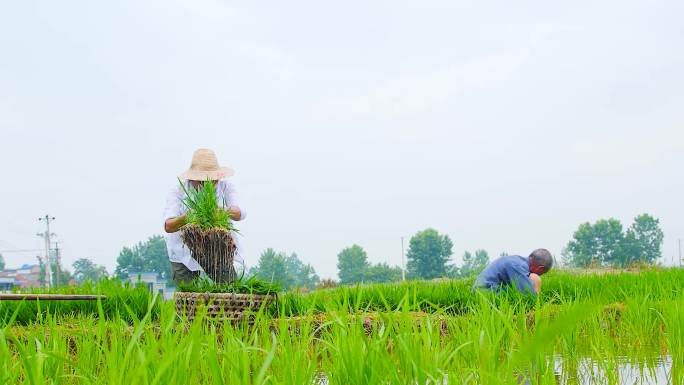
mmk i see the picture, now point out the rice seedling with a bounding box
[178,276,281,295]
[0,278,157,325]
[277,268,684,316]
[0,306,673,384]
[179,178,238,282]
[0,269,679,384]
[179,178,235,231]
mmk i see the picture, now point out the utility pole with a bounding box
[401,236,406,281]
[679,239,682,268]
[54,242,61,286]
[37,215,55,288]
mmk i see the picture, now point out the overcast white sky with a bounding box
[1,1,683,279]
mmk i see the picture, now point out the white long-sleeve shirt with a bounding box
[162,180,246,271]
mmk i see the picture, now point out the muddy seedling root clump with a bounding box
[181,224,236,282]
[179,178,239,282]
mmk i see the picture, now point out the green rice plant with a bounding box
[4,268,684,326]
[276,268,684,316]
[179,178,235,231]
[177,276,280,295]
[0,278,158,325]
[0,270,680,384]
[178,178,239,281]
[0,280,678,385]
[654,295,684,383]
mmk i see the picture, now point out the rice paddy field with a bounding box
[0,269,682,384]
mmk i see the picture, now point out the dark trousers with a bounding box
[171,262,199,285]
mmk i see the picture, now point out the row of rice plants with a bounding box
[1,289,680,384]
[277,268,684,316]
[2,268,681,324]
[0,278,156,325]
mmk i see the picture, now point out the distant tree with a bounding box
[564,219,624,267]
[621,214,664,267]
[37,256,46,286]
[248,248,289,287]
[285,253,320,289]
[52,264,73,286]
[564,223,594,267]
[406,229,453,280]
[454,249,490,278]
[0,253,4,270]
[364,263,402,283]
[37,255,73,287]
[337,245,370,284]
[137,235,170,278]
[564,215,663,268]
[73,258,109,284]
[114,247,144,279]
[255,249,287,285]
[249,248,319,290]
[114,236,170,279]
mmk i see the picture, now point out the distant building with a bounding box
[0,278,14,291]
[126,272,175,300]
[0,264,42,290]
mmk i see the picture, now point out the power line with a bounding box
[0,249,44,253]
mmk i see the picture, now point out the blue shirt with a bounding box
[473,255,536,295]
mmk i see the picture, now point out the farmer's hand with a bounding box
[164,213,187,233]
[529,273,542,294]
[227,206,243,221]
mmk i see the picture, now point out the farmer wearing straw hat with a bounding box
[163,149,246,285]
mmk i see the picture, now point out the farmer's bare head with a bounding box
[529,248,553,275]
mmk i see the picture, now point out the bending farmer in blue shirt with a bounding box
[473,249,553,295]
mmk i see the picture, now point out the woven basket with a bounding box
[175,292,275,323]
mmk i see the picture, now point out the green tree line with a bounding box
[247,248,319,290]
[335,229,490,285]
[563,213,664,267]
[101,212,665,290]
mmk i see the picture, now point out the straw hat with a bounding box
[179,149,235,181]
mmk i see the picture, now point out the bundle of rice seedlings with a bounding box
[179,178,239,283]
[178,276,280,295]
